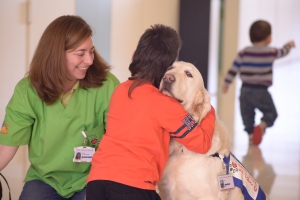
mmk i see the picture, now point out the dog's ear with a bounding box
[191,88,211,123]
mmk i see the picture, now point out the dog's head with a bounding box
[159,61,211,123]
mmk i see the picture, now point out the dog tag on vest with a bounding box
[217,174,235,190]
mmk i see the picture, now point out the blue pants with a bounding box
[19,180,85,200]
[239,86,278,134]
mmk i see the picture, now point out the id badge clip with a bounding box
[73,131,95,162]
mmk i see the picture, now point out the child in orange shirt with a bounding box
[86,24,216,200]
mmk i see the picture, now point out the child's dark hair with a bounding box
[128,24,182,97]
[249,20,271,43]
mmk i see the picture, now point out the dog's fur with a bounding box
[158,61,244,200]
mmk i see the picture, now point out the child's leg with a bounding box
[256,90,278,131]
[259,121,267,132]
[252,89,277,145]
[239,87,256,136]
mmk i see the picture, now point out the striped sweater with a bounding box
[224,43,293,87]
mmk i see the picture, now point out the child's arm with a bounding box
[222,54,240,94]
[277,40,296,58]
[222,84,229,94]
[173,106,216,154]
[288,40,296,48]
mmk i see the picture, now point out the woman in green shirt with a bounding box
[0,15,119,199]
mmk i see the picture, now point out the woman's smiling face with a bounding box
[65,36,95,82]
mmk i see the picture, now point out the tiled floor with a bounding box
[231,58,300,200]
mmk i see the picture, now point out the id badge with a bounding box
[217,174,235,190]
[73,146,95,162]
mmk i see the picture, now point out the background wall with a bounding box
[0,1,76,199]
[77,0,180,83]
[109,0,180,82]
[179,0,211,88]
[76,0,111,62]
[0,1,28,199]
[217,0,240,139]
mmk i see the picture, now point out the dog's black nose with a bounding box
[163,74,175,82]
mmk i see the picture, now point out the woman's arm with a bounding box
[0,144,19,171]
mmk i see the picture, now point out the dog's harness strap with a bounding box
[223,154,230,174]
[210,152,219,158]
[224,153,267,200]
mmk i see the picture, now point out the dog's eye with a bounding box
[185,71,193,78]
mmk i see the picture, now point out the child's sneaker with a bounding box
[252,125,263,145]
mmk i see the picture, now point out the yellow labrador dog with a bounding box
[158,61,268,200]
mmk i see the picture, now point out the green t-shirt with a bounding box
[0,72,119,198]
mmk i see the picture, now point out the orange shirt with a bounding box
[87,80,215,190]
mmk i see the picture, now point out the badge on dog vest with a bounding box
[217,153,234,191]
[217,174,235,190]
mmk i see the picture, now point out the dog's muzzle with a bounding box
[163,74,175,83]
[160,74,175,93]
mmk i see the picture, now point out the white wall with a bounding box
[0,1,75,199]
[208,0,221,109]
[217,0,240,139]
[0,1,28,199]
[110,0,180,82]
[76,0,111,62]
[28,0,76,68]
[0,0,27,128]
[75,0,180,83]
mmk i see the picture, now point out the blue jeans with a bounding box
[19,180,86,200]
[240,86,278,134]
